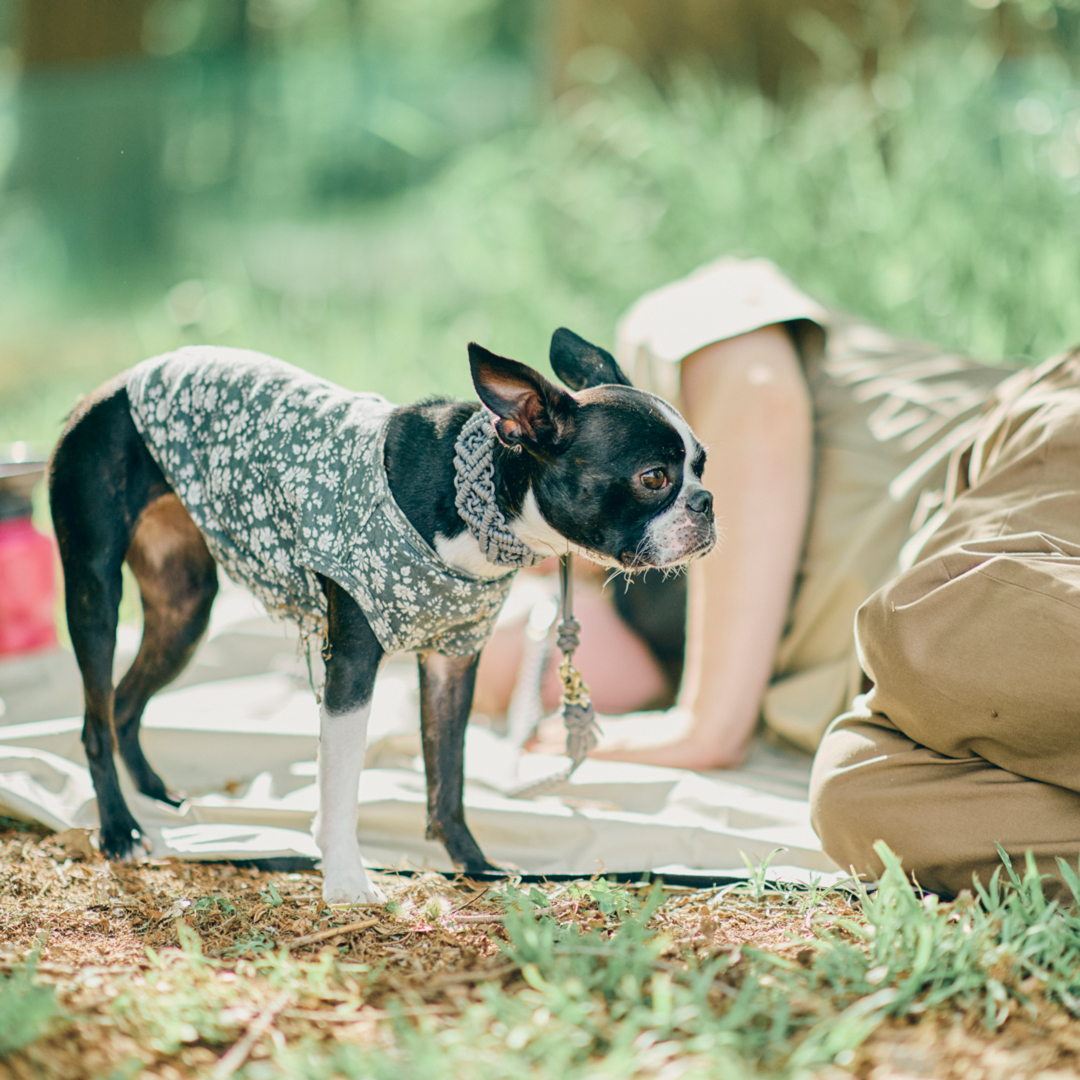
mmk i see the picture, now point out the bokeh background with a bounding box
[4,0,1080,446]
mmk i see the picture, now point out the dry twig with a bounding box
[210,989,291,1080]
[282,917,380,948]
[446,886,491,916]
[426,961,519,987]
[443,900,575,926]
[0,959,145,976]
[281,1003,459,1022]
[443,912,508,925]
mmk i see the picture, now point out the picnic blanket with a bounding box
[0,581,840,885]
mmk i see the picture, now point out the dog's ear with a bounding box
[469,343,576,453]
[549,328,632,390]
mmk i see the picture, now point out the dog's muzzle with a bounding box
[631,485,717,569]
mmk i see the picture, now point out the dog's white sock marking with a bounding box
[314,699,385,906]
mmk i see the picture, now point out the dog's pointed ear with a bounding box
[549,327,632,390]
[469,343,577,453]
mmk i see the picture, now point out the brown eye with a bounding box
[640,468,668,490]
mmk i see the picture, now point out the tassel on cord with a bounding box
[509,554,601,799]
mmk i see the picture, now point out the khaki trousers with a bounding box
[810,350,1080,897]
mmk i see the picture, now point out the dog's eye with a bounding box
[639,468,668,490]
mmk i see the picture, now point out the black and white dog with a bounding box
[49,329,715,904]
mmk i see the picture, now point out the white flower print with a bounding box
[126,347,516,656]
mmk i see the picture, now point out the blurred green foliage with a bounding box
[3,1,1080,449]
[0,941,63,1059]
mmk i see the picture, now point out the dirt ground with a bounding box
[2,820,1080,1080]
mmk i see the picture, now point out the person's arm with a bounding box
[591,323,813,768]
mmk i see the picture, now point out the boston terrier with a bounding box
[49,329,715,904]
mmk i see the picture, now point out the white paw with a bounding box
[322,864,386,907]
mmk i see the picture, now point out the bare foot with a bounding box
[527,709,750,770]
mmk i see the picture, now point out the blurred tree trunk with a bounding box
[550,0,1080,100]
[11,0,167,278]
[549,0,913,100]
[20,0,147,66]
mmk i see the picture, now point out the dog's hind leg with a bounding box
[49,381,171,861]
[418,650,495,873]
[115,493,218,804]
[316,578,386,905]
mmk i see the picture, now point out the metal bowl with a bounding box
[0,444,48,520]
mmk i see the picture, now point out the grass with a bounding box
[4,825,1080,1078]
[0,939,61,1060]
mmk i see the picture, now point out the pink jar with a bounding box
[0,458,57,657]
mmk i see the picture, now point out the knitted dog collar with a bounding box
[453,408,548,569]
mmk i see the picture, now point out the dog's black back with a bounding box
[51,382,219,858]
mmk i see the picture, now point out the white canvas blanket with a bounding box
[0,582,840,885]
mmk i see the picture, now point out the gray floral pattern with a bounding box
[126,347,516,656]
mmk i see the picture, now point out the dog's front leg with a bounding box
[418,650,496,873]
[314,580,386,906]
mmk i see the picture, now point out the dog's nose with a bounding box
[688,489,713,516]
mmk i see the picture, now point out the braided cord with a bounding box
[453,409,547,569]
[509,554,601,799]
[452,411,598,795]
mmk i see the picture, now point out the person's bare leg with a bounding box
[472,618,528,718]
[540,586,668,714]
[475,581,668,719]
[591,324,813,767]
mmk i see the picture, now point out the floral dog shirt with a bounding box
[126,347,516,656]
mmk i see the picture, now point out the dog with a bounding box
[49,329,715,904]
